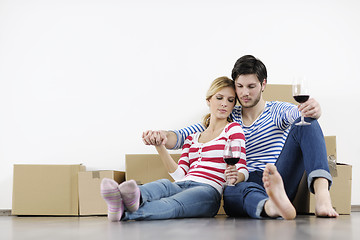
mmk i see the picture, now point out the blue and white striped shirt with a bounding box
[171,101,300,172]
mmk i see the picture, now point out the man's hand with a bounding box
[298,98,322,119]
[142,130,168,146]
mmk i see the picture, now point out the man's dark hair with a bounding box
[231,55,267,85]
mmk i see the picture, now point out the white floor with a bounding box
[1,212,359,240]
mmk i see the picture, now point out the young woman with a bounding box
[100,76,248,221]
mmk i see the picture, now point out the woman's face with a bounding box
[207,86,236,121]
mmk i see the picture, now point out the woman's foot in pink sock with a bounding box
[100,178,124,221]
[118,180,140,212]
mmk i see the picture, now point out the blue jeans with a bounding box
[223,118,332,219]
[122,179,221,221]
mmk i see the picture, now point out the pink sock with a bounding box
[118,180,140,212]
[100,178,124,221]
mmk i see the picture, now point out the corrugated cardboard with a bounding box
[264,85,352,214]
[292,136,351,214]
[12,164,85,216]
[125,154,181,185]
[125,154,227,214]
[263,84,297,104]
[125,86,351,215]
[78,170,125,216]
[293,164,352,215]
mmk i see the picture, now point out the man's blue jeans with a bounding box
[223,118,332,218]
[123,179,221,221]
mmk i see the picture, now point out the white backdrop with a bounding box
[1,0,359,209]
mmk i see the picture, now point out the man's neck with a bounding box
[241,99,266,126]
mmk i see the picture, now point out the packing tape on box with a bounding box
[92,171,100,179]
[328,155,337,177]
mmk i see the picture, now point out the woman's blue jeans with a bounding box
[223,117,333,219]
[122,179,221,221]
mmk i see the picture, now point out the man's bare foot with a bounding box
[263,164,296,220]
[313,178,339,218]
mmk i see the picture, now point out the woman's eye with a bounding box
[216,97,223,100]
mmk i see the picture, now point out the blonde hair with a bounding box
[202,76,236,128]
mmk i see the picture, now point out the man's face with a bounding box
[235,74,266,108]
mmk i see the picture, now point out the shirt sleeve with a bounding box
[169,123,206,150]
[270,101,300,130]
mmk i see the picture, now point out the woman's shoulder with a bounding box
[225,122,243,132]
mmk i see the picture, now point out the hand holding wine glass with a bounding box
[292,76,311,126]
[223,140,241,186]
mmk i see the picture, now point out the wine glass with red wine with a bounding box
[292,76,311,125]
[223,140,241,186]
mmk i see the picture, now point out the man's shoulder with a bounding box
[266,101,297,110]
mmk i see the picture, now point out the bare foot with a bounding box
[263,164,296,220]
[313,178,339,218]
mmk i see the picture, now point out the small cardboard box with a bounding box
[78,170,125,216]
[12,164,85,216]
[125,154,181,184]
[293,136,352,215]
[293,164,352,215]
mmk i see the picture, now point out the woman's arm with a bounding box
[154,144,178,173]
[142,123,205,150]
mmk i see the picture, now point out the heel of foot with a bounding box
[119,180,140,212]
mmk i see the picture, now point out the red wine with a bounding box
[224,157,240,165]
[293,95,309,103]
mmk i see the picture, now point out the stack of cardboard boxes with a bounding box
[12,165,125,216]
[11,84,352,216]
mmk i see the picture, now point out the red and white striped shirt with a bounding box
[170,122,247,194]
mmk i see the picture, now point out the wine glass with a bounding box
[223,140,241,186]
[292,76,311,126]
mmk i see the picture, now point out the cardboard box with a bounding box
[12,164,85,216]
[264,84,352,214]
[78,170,125,216]
[125,154,228,214]
[263,84,297,104]
[292,136,352,214]
[125,154,181,184]
[293,164,352,215]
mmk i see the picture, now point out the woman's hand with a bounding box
[142,130,168,146]
[225,165,238,185]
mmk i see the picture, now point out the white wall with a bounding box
[1,0,359,209]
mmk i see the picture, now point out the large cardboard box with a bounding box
[12,164,85,216]
[263,84,297,104]
[125,154,227,214]
[78,170,125,216]
[264,84,352,214]
[125,154,181,184]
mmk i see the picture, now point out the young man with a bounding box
[143,55,338,219]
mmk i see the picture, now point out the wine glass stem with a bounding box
[301,115,305,123]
